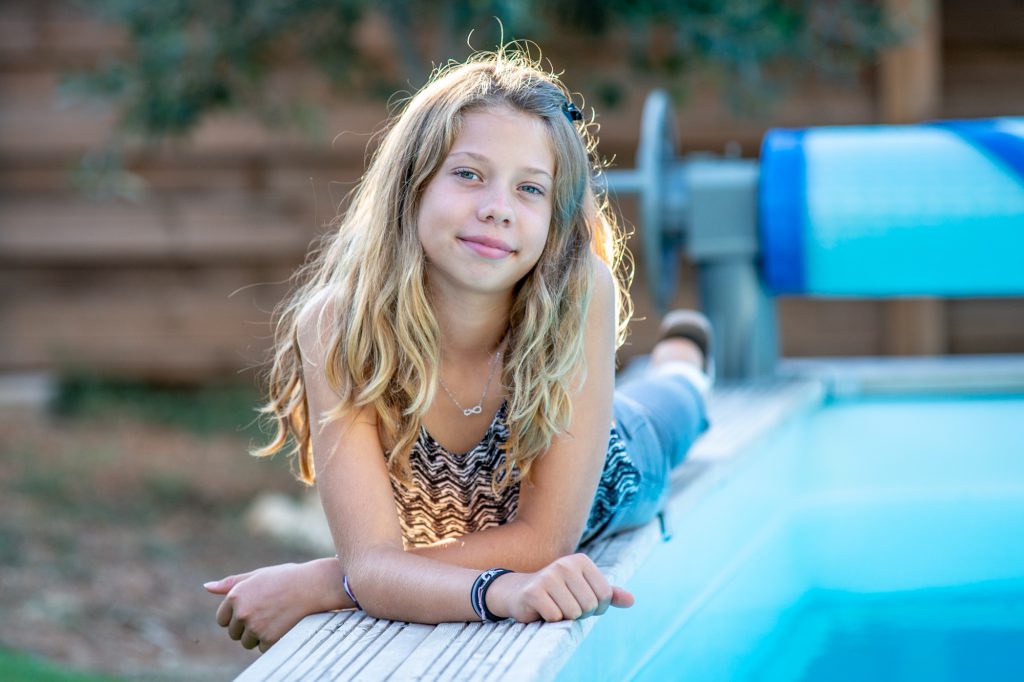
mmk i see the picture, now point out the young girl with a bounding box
[204,48,711,653]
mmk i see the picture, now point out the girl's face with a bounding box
[417,106,555,300]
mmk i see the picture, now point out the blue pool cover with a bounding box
[759,117,1024,296]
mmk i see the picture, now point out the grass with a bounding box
[10,451,215,524]
[0,649,123,682]
[50,373,267,439]
[0,382,308,680]
[7,373,295,524]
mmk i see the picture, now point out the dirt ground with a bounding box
[0,400,321,681]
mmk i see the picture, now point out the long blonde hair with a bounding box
[253,47,632,488]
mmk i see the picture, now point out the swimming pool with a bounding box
[560,373,1024,681]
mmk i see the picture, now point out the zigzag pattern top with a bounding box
[390,401,641,548]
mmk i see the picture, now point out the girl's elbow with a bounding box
[341,547,399,615]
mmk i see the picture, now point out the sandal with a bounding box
[657,309,715,383]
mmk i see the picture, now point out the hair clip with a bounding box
[562,101,583,124]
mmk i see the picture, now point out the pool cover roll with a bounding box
[759,117,1024,296]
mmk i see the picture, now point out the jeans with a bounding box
[588,365,710,542]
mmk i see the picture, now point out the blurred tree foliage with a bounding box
[67,0,900,196]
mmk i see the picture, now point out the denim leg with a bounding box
[590,368,710,541]
[616,368,710,470]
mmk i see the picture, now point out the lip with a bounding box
[458,235,516,260]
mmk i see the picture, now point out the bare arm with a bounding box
[209,261,627,643]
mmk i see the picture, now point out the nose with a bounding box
[477,186,514,226]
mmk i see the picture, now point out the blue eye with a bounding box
[454,168,479,181]
[521,184,545,196]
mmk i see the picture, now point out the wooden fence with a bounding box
[1,0,1022,383]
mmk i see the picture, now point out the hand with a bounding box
[487,553,634,623]
[204,560,350,652]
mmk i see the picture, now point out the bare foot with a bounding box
[650,337,704,369]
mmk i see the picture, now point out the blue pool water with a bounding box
[561,393,1024,681]
[748,582,1024,682]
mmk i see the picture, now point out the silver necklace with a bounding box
[438,347,503,417]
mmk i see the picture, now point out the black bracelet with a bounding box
[470,568,514,622]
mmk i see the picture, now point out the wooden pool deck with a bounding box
[235,355,1024,680]
[236,374,826,682]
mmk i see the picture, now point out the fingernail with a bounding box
[203,581,218,589]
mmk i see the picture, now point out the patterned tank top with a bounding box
[389,401,640,548]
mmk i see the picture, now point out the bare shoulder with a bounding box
[590,253,615,291]
[295,287,338,363]
[588,254,617,324]
[294,287,378,425]
[294,287,340,396]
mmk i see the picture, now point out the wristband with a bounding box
[471,568,514,622]
[343,574,362,611]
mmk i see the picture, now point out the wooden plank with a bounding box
[449,619,521,680]
[384,622,470,679]
[351,622,436,680]
[28,0,128,55]
[341,621,422,679]
[300,618,403,680]
[877,0,948,356]
[883,298,948,356]
[948,299,1024,354]
[437,622,535,682]
[0,266,290,379]
[0,69,385,158]
[263,610,370,682]
[482,622,544,681]
[503,621,587,682]
[879,0,942,124]
[234,611,341,682]
[943,53,1024,119]
[943,0,1024,45]
[0,1,39,56]
[0,196,313,265]
[777,299,883,357]
[424,622,492,680]
[463,623,534,681]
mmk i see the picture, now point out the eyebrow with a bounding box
[447,151,553,181]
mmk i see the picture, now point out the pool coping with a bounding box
[235,354,1024,681]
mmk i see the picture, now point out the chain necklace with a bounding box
[438,346,504,417]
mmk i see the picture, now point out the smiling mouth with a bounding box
[458,237,516,259]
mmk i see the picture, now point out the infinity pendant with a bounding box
[464,405,483,416]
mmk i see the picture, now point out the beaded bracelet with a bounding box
[470,568,514,622]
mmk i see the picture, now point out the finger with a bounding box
[228,616,246,641]
[578,561,614,617]
[563,568,601,618]
[241,629,261,650]
[536,591,565,622]
[545,579,585,621]
[205,571,255,594]
[610,586,635,609]
[216,598,234,628]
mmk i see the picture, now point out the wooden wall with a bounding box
[1,0,1022,382]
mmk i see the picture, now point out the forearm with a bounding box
[408,519,568,572]
[305,520,564,615]
[302,557,356,612]
[346,546,480,623]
